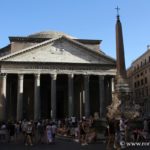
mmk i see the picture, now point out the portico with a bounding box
[0,32,116,121]
[0,67,114,121]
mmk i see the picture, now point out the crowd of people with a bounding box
[0,116,97,146]
[56,116,97,145]
[0,119,57,145]
[0,115,150,149]
[105,116,150,150]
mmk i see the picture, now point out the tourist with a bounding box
[25,121,34,146]
[114,121,121,150]
[119,116,126,149]
[7,121,15,142]
[21,119,28,143]
[132,128,141,142]
[46,122,53,144]
[51,122,57,143]
[79,119,88,146]
[36,120,44,144]
[74,122,80,142]
[86,128,97,144]
[143,118,148,140]
[124,120,129,142]
[1,122,7,130]
[0,122,8,142]
[106,119,115,150]
[88,115,94,128]
[58,124,69,136]
[148,118,150,138]
[14,121,21,143]
[71,116,76,127]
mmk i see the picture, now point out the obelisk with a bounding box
[116,14,127,81]
[107,8,130,119]
[115,8,130,94]
[107,8,140,119]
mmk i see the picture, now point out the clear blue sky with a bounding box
[0,0,150,68]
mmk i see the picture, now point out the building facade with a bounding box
[0,31,116,121]
[127,47,150,116]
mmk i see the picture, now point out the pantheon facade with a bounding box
[0,31,116,121]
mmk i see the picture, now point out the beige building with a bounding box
[0,31,116,121]
[127,46,150,116]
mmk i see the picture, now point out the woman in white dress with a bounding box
[46,123,52,144]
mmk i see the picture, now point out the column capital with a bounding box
[68,74,74,79]
[18,74,24,80]
[0,73,7,78]
[51,74,57,80]
[99,75,104,80]
[84,74,90,80]
[34,74,40,79]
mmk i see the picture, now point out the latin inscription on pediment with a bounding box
[50,47,64,55]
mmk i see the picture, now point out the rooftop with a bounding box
[28,31,76,39]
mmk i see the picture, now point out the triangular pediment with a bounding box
[0,36,116,65]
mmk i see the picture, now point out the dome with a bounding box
[28,31,76,39]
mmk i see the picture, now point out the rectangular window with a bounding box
[145,77,147,84]
[139,89,141,97]
[134,82,137,88]
[145,59,146,65]
[142,88,144,96]
[145,87,148,96]
[141,79,144,85]
[135,90,138,98]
